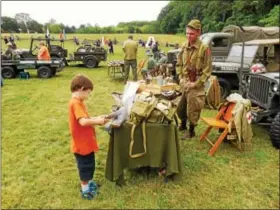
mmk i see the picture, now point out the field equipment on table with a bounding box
[127,91,178,158]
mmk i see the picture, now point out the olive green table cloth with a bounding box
[105,122,183,185]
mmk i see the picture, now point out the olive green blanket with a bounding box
[105,122,183,184]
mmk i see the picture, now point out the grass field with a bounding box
[1,34,279,209]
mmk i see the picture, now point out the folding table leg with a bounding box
[208,129,228,156]
[200,126,213,141]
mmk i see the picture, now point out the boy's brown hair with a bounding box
[70,74,94,92]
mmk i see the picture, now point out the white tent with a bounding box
[145,36,156,48]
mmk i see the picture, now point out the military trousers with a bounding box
[177,88,205,125]
[124,59,137,82]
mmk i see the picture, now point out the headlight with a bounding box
[271,83,278,92]
[245,75,251,83]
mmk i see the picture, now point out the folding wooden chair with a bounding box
[200,102,236,156]
[137,59,147,76]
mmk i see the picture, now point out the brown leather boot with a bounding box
[178,120,187,131]
[181,125,196,140]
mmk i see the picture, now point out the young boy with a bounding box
[68,74,109,200]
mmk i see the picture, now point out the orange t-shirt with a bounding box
[68,97,98,155]
[38,46,51,60]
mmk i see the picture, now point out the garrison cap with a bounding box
[187,19,201,30]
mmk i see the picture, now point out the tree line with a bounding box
[1,0,279,34]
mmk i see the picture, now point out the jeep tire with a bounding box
[1,66,16,79]
[84,57,97,68]
[37,66,52,78]
[218,77,231,99]
[270,112,280,149]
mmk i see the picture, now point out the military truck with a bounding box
[200,25,279,62]
[1,57,65,79]
[240,39,280,149]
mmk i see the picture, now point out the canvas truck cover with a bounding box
[222,25,280,43]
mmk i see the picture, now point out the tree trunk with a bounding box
[24,21,29,34]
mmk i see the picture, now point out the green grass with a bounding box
[1,34,279,209]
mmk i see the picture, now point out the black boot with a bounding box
[181,124,196,140]
[179,120,187,131]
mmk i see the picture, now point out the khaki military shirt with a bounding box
[177,39,212,88]
[123,39,138,60]
[147,57,157,69]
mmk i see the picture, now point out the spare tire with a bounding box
[84,57,97,68]
[218,77,231,100]
[1,66,16,79]
[270,112,280,149]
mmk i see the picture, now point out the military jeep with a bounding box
[240,39,280,149]
[212,38,279,99]
[18,37,68,65]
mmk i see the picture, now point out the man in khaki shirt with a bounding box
[176,19,212,140]
[123,35,138,83]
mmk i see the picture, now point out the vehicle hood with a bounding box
[257,72,280,82]
[213,62,250,69]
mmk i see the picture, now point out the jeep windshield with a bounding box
[200,34,211,45]
[226,45,259,66]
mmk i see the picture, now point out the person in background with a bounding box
[4,42,14,58]
[108,39,114,54]
[68,74,109,200]
[152,41,160,61]
[156,51,168,76]
[96,39,101,47]
[123,35,138,84]
[141,51,157,81]
[37,41,51,60]
[4,36,9,45]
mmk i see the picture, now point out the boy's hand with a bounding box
[98,117,110,125]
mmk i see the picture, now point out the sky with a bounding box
[1,1,169,27]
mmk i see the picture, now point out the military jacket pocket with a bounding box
[182,52,188,65]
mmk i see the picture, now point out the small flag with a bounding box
[46,27,50,38]
[63,28,66,40]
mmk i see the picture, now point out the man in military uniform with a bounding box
[4,42,14,58]
[176,19,212,140]
[157,51,168,76]
[123,35,138,84]
[141,51,157,81]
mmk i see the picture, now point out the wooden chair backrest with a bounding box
[138,59,146,68]
[216,102,236,122]
[137,59,147,74]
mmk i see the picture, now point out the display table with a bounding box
[107,60,125,78]
[105,122,183,185]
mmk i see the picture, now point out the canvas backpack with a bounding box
[127,91,178,158]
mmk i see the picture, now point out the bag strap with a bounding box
[129,121,147,158]
[195,42,206,71]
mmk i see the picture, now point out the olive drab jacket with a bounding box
[123,39,138,60]
[177,39,212,93]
